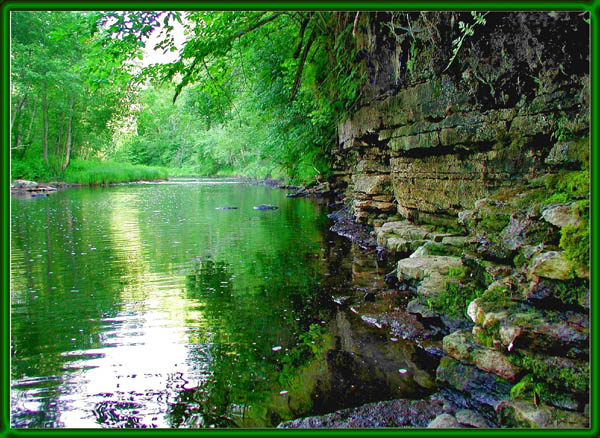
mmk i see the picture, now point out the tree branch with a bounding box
[293,17,310,59]
[289,31,315,103]
[234,12,282,39]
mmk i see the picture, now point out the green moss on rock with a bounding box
[559,200,589,267]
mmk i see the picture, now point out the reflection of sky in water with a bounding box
[13,285,213,428]
[10,180,329,428]
[57,305,205,428]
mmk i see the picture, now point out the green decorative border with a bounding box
[1,1,597,437]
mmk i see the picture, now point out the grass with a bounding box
[12,157,167,186]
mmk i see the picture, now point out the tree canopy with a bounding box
[11,11,366,183]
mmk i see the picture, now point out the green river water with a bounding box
[10,179,435,428]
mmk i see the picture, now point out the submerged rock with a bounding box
[253,204,278,210]
[215,206,238,210]
[278,394,446,428]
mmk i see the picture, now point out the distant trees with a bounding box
[10,11,132,174]
[11,11,367,184]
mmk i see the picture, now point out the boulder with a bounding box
[354,199,396,213]
[278,395,446,428]
[427,413,461,428]
[470,304,588,356]
[442,330,522,381]
[529,251,573,280]
[455,409,492,428]
[541,203,580,228]
[352,174,391,195]
[499,211,559,252]
[545,140,586,167]
[496,399,589,428]
[397,256,463,282]
[11,179,38,190]
[436,357,512,410]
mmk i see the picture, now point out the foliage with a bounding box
[89,11,367,184]
[444,11,488,72]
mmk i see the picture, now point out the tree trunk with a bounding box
[61,96,75,172]
[42,83,49,166]
[10,94,27,133]
[19,104,37,159]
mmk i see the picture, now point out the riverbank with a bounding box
[11,158,168,187]
[278,184,590,429]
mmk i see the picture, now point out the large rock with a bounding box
[529,251,574,280]
[11,179,38,190]
[545,139,587,167]
[353,199,396,212]
[496,399,589,428]
[397,256,463,297]
[278,395,446,428]
[436,357,512,411]
[397,256,463,282]
[442,330,522,381]
[469,304,588,356]
[352,174,391,195]
[455,409,492,428]
[541,203,581,228]
[499,211,559,252]
[427,413,461,428]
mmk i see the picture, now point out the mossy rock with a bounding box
[496,399,588,428]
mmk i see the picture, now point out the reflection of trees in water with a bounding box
[168,253,338,427]
[11,195,137,428]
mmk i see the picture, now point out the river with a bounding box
[10,178,436,428]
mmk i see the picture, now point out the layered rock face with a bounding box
[332,12,589,227]
[328,11,590,428]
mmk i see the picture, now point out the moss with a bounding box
[513,252,526,269]
[478,211,510,233]
[510,352,589,394]
[552,278,589,306]
[473,321,501,348]
[426,280,485,318]
[425,243,463,257]
[478,284,513,309]
[431,223,462,234]
[447,265,468,278]
[545,170,589,201]
[544,192,570,204]
[559,200,589,267]
[510,374,542,399]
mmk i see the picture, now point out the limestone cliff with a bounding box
[330,11,590,428]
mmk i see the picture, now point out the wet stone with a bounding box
[436,357,512,412]
[278,394,446,428]
[455,409,492,428]
[427,413,461,428]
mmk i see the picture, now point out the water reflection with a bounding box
[11,180,437,428]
